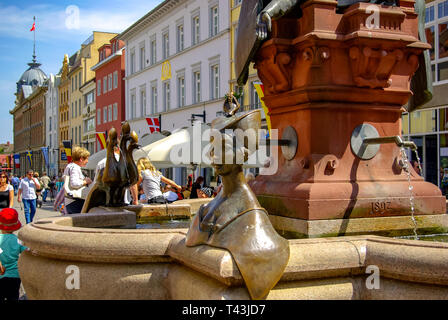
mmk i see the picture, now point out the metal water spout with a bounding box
[362,135,417,151]
[351,124,417,160]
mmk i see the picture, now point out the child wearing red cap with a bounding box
[0,208,27,301]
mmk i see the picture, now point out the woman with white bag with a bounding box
[63,147,92,214]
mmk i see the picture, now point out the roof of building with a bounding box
[16,61,47,94]
[119,0,180,41]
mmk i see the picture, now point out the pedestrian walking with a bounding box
[33,172,43,208]
[17,169,40,224]
[10,175,19,196]
[0,208,28,301]
[40,172,51,202]
[0,173,13,209]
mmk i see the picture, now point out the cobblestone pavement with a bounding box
[12,193,62,227]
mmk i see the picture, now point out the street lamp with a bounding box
[189,110,206,126]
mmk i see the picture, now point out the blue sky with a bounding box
[0,0,161,144]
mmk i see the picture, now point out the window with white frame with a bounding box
[97,109,101,125]
[177,24,184,52]
[108,74,112,91]
[163,81,170,112]
[113,71,118,89]
[193,70,201,104]
[250,82,261,109]
[131,90,136,119]
[140,86,146,117]
[151,83,158,114]
[79,125,81,145]
[425,0,448,83]
[97,79,101,96]
[130,48,136,74]
[103,76,107,94]
[75,100,77,117]
[108,105,112,122]
[140,44,146,71]
[150,36,157,65]
[178,75,185,108]
[162,31,169,60]
[75,74,78,90]
[210,5,219,37]
[75,126,77,144]
[86,118,95,132]
[103,106,107,123]
[192,14,200,45]
[210,64,219,99]
[79,98,81,115]
[78,71,81,88]
[113,103,118,121]
[85,90,94,105]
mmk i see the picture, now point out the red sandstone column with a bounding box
[251,0,446,227]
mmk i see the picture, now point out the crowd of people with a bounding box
[0,145,258,301]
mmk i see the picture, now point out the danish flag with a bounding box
[146,117,160,133]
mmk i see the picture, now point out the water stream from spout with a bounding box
[400,147,419,240]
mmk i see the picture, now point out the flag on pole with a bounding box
[96,133,107,150]
[13,154,20,169]
[26,151,33,167]
[253,82,272,136]
[41,147,49,166]
[146,117,161,133]
[62,140,72,163]
[30,22,35,32]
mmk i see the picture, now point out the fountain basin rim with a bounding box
[18,212,448,286]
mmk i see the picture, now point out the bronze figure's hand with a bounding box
[256,11,271,40]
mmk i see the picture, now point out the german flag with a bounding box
[96,132,107,150]
[62,140,72,163]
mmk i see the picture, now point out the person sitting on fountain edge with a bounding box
[136,157,181,204]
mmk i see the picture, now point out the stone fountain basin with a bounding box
[18,211,448,300]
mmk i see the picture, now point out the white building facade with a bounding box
[45,73,60,177]
[80,78,96,155]
[120,0,230,185]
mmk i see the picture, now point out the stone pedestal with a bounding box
[250,0,447,237]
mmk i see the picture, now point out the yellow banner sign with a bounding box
[161,61,172,81]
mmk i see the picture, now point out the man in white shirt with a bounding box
[17,169,41,224]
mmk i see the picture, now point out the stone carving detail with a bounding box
[349,46,404,88]
[255,46,292,95]
[407,54,420,84]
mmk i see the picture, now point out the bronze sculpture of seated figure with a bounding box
[185,101,290,300]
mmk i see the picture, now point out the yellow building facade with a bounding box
[58,54,71,174]
[68,32,117,153]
